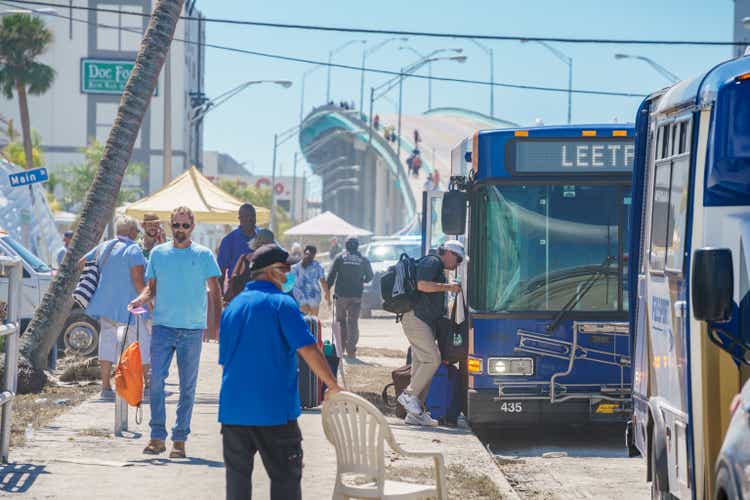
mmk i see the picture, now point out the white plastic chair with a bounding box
[322,391,447,500]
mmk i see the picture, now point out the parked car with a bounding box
[715,377,750,499]
[360,238,421,318]
[0,230,99,357]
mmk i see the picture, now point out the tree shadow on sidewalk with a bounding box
[128,457,224,468]
[0,463,48,493]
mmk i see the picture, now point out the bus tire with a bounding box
[625,420,640,457]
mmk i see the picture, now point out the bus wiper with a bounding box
[545,255,616,334]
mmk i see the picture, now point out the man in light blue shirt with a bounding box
[130,206,222,459]
[79,217,146,400]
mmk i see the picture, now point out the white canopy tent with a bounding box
[284,211,372,237]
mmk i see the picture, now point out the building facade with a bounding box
[0,0,205,195]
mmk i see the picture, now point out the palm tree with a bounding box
[18,0,186,382]
[0,14,54,170]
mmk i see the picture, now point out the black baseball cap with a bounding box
[249,244,300,272]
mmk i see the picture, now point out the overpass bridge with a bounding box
[299,105,517,235]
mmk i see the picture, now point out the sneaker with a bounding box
[397,392,422,416]
[99,389,115,401]
[405,411,439,427]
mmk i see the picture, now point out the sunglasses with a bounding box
[171,223,192,229]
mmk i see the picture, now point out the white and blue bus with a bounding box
[628,54,750,499]
[428,124,635,427]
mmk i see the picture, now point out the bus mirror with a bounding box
[442,191,467,235]
[692,248,734,322]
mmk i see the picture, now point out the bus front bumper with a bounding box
[467,389,630,426]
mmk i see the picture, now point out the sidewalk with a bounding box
[4,322,513,499]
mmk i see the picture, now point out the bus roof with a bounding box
[477,123,635,140]
[650,54,750,114]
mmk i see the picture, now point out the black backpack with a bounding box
[381,253,418,320]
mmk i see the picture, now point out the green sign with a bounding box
[81,59,137,94]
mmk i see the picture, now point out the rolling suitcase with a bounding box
[298,315,323,408]
[425,363,459,422]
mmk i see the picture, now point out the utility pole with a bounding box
[292,151,298,221]
[163,49,172,184]
[271,133,278,232]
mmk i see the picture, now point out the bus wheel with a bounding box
[625,420,640,457]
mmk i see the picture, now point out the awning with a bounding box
[284,211,372,237]
[124,166,270,225]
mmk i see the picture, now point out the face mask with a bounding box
[281,271,296,293]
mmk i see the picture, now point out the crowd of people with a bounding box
[74,200,462,498]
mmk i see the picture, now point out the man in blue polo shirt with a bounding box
[219,244,341,500]
[217,203,257,291]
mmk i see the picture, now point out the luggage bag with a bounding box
[298,315,323,408]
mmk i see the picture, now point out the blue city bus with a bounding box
[426,124,635,427]
[627,55,750,499]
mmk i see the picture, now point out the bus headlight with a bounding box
[487,357,534,376]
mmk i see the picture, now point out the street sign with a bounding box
[9,167,48,187]
[81,59,133,94]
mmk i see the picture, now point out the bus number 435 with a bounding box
[500,402,523,413]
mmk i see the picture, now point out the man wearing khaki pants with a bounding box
[397,240,464,427]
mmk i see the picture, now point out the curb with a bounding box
[470,433,521,500]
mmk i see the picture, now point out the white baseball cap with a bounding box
[442,240,467,261]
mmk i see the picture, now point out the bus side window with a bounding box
[649,163,671,270]
[666,119,692,272]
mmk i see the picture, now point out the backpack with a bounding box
[224,253,253,305]
[380,253,418,320]
[381,363,411,419]
[114,315,144,422]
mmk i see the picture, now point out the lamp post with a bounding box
[613,54,679,84]
[299,65,325,125]
[468,39,494,117]
[326,39,366,104]
[188,80,292,124]
[271,124,301,232]
[359,37,409,114]
[395,55,467,159]
[398,46,463,112]
[522,40,573,124]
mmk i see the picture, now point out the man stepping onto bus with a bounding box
[398,240,464,426]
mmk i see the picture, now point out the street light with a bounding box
[271,124,301,232]
[395,55,467,159]
[398,46,463,111]
[188,80,292,124]
[326,39,366,104]
[522,39,573,124]
[614,53,679,84]
[300,65,325,125]
[359,37,409,114]
[468,39,495,118]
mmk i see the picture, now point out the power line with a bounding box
[1,2,645,98]
[5,0,747,47]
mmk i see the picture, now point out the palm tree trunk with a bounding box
[18,0,186,378]
[15,81,33,170]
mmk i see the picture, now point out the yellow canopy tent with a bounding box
[124,166,270,225]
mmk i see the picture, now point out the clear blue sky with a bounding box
[200,0,734,179]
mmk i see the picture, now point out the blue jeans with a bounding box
[149,325,203,442]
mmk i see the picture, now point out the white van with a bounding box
[0,230,99,356]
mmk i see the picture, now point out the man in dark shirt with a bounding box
[398,240,464,427]
[217,204,257,291]
[219,244,341,500]
[326,236,373,358]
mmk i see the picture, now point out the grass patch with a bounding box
[386,463,502,499]
[78,427,112,438]
[11,383,99,447]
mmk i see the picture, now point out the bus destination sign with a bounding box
[511,139,634,174]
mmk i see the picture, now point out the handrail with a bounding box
[0,257,23,463]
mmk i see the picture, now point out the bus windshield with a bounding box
[470,183,628,313]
